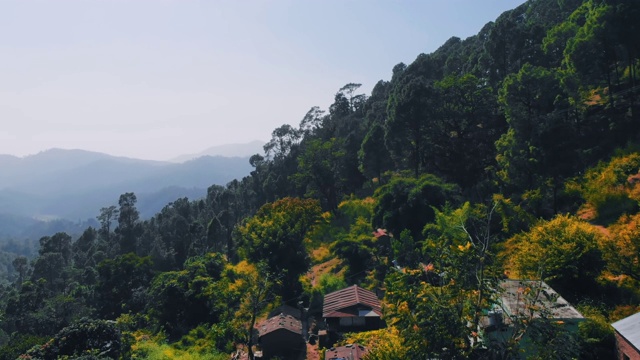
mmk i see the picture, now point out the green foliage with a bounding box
[384,270,474,359]
[0,334,47,360]
[568,153,640,223]
[237,197,321,299]
[603,213,640,282]
[176,324,236,355]
[386,74,436,176]
[22,318,123,360]
[226,261,278,360]
[115,192,142,255]
[3,278,91,336]
[95,253,154,319]
[496,63,577,212]
[372,173,459,241]
[524,319,581,360]
[147,253,228,340]
[576,305,615,359]
[294,138,346,211]
[505,214,604,298]
[342,328,406,360]
[316,273,347,295]
[332,217,378,283]
[131,334,227,360]
[358,123,392,183]
[336,196,375,225]
[429,74,502,188]
[563,1,616,87]
[423,203,486,289]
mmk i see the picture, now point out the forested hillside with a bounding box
[1,0,639,358]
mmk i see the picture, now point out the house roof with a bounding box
[257,313,302,337]
[268,304,302,320]
[325,343,368,360]
[612,311,640,350]
[323,285,382,318]
[498,280,583,320]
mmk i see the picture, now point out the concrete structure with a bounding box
[323,285,383,332]
[612,311,640,360]
[497,279,584,322]
[482,280,584,358]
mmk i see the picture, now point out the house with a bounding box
[257,313,305,359]
[323,285,383,332]
[612,311,640,360]
[324,343,368,360]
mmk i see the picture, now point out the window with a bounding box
[339,317,366,327]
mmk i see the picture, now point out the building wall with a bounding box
[259,329,305,359]
[326,316,381,333]
[615,331,640,360]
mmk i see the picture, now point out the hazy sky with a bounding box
[0,0,525,161]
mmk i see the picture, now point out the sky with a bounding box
[0,0,525,161]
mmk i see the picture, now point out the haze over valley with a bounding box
[0,142,260,238]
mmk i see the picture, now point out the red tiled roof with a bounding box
[323,285,382,318]
[257,313,302,337]
[325,343,368,360]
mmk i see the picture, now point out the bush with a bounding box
[22,318,123,359]
[0,334,47,360]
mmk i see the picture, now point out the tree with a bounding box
[567,152,640,224]
[73,227,98,270]
[505,214,604,298]
[95,253,153,319]
[153,197,195,269]
[299,106,325,137]
[563,1,617,95]
[386,75,436,176]
[263,124,301,161]
[148,253,227,339]
[423,201,502,331]
[38,232,72,265]
[12,256,28,288]
[237,197,321,300]
[430,74,502,188]
[97,205,118,245]
[359,122,393,183]
[604,213,640,282]
[294,138,346,211]
[230,261,278,360]
[372,174,459,241]
[115,193,142,255]
[31,232,74,294]
[384,269,474,359]
[496,64,577,214]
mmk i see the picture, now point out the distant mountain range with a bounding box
[171,140,265,162]
[0,145,258,239]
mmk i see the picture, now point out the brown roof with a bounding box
[325,343,368,360]
[257,313,302,337]
[323,285,382,318]
[268,304,302,320]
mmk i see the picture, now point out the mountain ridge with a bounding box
[170,140,265,162]
[0,147,253,230]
